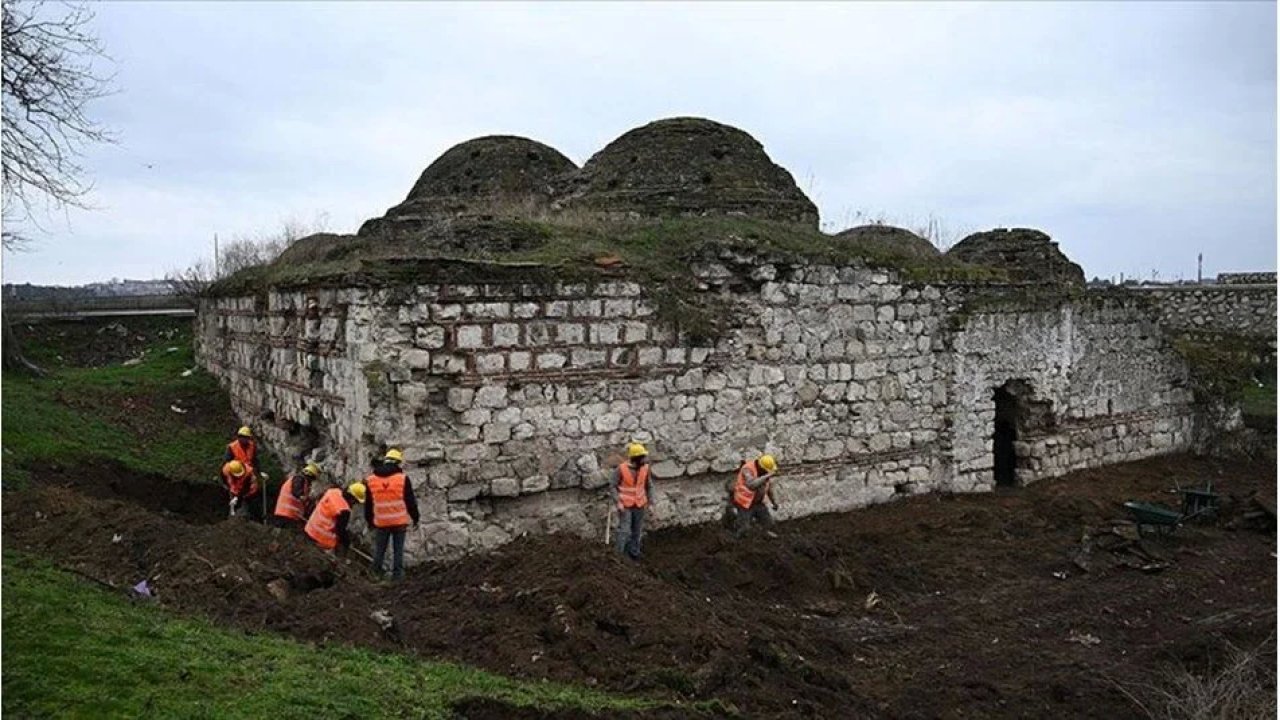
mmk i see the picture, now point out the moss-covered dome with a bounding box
[946,228,1085,286]
[834,225,940,260]
[359,135,577,237]
[562,117,818,227]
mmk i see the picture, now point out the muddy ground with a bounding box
[4,454,1275,719]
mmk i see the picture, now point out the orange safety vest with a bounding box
[366,471,410,529]
[617,463,650,509]
[305,488,350,550]
[227,438,257,467]
[221,461,260,498]
[732,461,764,511]
[273,474,310,521]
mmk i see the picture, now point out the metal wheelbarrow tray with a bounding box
[1122,501,1184,536]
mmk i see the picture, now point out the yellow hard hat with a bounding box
[627,442,648,459]
[758,454,777,473]
[237,426,253,438]
[302,463,320,478]
[347,482,367,504]
[227,460,246,477]
[384,448,404,463]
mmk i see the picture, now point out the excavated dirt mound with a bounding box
[4,454,1274,719]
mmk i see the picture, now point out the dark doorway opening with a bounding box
[993,386,1018,487]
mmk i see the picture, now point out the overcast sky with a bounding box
[3,1,1275,285]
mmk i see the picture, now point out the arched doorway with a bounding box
[993,385,1019,487]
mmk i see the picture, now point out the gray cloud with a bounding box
[4,1,1274,284]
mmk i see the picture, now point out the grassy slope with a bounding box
[2,322,278,486]
[2,553,656,719]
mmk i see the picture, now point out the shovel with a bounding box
[604,505,614,546]
[260,472,270,522]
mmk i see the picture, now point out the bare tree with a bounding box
[2,0,113,243]
[2,1,114,374]
[167,213,331,302]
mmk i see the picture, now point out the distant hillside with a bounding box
[4,279,175,301]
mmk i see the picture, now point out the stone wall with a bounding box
[1129,283,1276,339]
[196,259,1204,562]
[1217,272,1276,286]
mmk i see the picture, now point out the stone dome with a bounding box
[360,135,577,236]
[946,228,1085,286]
[563,117,818,226]
[834,225,940,260]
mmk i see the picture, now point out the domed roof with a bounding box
[563,117,818,226]
[360,135,577,237]
[946,228,1085,286]
[834,225,940,260]
[403,135,577,205]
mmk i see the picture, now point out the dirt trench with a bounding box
[3,453,1275,719]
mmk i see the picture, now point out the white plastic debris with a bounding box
[112,533,123,544]
[180,369,194,377]
[169,405,188,415]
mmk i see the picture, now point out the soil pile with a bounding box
[5,454,1274,719]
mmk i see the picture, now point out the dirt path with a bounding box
[4,454,1274,719]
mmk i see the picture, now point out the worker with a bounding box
[731,454,779,537]
[721,467,778,529]
[224,426,259,469]
[220,459,261,520]
[365,448,420,581]
[305,482,366,553]
[273,462,319,528]
[610,442,654,560]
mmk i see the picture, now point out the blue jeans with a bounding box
[615,508,645,560]
[372,527,406,579]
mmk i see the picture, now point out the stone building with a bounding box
[196,117,1264,563]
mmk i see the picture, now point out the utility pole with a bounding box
[213,233,219,278]
[1197,252,1203,284]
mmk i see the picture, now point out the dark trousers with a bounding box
[372,527,407,579]
[734,504,774,537]
[615,508,645,559]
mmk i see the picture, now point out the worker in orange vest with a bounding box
[731,454,779,537]
[224,426,258,468]
[305,482,366,553]
[364,448,420,580]
[610,442,654,560]
[273,462,319,528]
[221,459,261,520]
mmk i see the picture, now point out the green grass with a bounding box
[1241,380,1276,418]
[214,215,1002,343]
[2,552,665,719]
[1,324,277,487]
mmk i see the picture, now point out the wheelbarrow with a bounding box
[1123,482,1219,536]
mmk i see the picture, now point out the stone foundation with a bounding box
[197,257,1208,562]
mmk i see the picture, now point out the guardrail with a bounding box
[5,294,194,318]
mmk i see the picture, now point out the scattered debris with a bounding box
[864,591,881,611]
[129,579,156,601]
[112,533,123,544]
[266,578,291,602]
[1066,630,1100,647]
[180,368,194,377]
[169,405,188,415]
[369,609,397,637]
[1052,571,1068,580]
[122,357,144,367]
[166,346,179,353]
